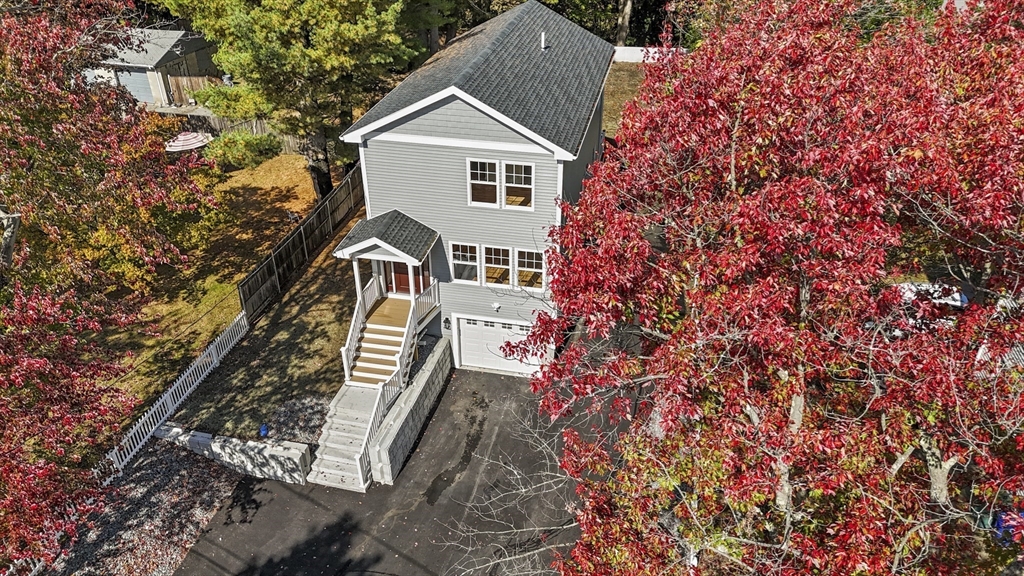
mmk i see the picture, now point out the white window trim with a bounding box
[501,161,536,212]
[482,245,514,289]
[514,248,545,291]
[466,158,500,209]
[449,241,481,285]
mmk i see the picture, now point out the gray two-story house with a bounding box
[307,1,612,490]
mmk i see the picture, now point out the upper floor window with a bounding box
[468,160,498,206]
[504,163,533,209]
[467,159,535,210]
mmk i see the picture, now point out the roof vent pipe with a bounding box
[541,31,546,51]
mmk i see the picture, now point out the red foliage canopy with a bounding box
[0,0,209,563]
[515,0,1024,572]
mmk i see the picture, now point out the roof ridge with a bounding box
[451,1,535,89]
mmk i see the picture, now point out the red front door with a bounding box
[387,262,412,294]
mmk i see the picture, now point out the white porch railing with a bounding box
[414,277,440,325]
[354,372,403,486]
[341,274,384,380]
[353,300,415,485]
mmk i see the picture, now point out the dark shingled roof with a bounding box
[344,0,613,157]
[334,210,438,262]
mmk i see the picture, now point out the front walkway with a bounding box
[174,370,549,576]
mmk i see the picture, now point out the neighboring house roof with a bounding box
[344,0,613,158]
[333,210,439,264]
[102,29,209,70]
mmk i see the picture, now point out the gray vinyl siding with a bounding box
[381,96,536,146]
[363,137,557,326]
[561,96,604,206]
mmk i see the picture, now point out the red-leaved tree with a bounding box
[513,0,1024,572]
[0,0,210,564]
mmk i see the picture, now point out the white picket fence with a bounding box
[3,311,251,576]
[101,311,250,478]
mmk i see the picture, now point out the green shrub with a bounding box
[204,131,282,170]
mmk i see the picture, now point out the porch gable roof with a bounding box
[333,210,438,264]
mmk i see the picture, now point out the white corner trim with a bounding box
[367,132,550,156]
[343,87,575,161]
[556,161,564,226]
[358,144,371,218]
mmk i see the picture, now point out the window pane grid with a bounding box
[517,250,543,288]
[452,244,479,282]
[470,161,497,182]
[504,163,533,207]
[485,247,511,285]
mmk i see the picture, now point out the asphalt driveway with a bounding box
[174,369,566,576]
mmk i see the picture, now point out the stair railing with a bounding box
[353,294,418,485]
[341,273,384,380]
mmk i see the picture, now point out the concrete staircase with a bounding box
[306,384,379,491]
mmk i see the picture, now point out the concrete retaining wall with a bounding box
[156,423,311,485]
[369,338,453,485]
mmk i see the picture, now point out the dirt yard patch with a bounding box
[603,62,645,138]
[170,207,368,441]
[112,155,319,406]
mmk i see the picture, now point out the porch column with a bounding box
[409,264,417,298]
[352,258,362,292]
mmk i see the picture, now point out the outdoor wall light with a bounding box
[443,317,451,331]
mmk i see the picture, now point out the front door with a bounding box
[386,262,412,295]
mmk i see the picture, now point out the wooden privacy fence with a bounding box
[238,166,364,319]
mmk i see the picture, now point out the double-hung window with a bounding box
[451,243,479,283]
[468,160,498,206]
[484,247,511,286]
[516,250,544,289]
[467,160,534,209]
[504,163,533,209]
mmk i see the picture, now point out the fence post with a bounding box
[271,251,282,295]
[299,223,309,262]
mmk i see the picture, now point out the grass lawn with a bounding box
[603,62,645,138]
[111,154,318,409]
[170,208,368,440]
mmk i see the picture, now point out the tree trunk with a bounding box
[919,435,957,507]
[615,0,633,46]
[428,25,440,55]
[302,127,333,202]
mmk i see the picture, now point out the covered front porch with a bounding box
[306,210,443,490]
[333,209,442,390]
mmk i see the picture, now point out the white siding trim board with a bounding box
[344,87,576,161]
[359,144,372,218]
[367,132,549,156]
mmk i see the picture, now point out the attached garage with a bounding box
[454,316,542,376]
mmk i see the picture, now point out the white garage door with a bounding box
[117,69,154,103]
[457,318,541,375]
